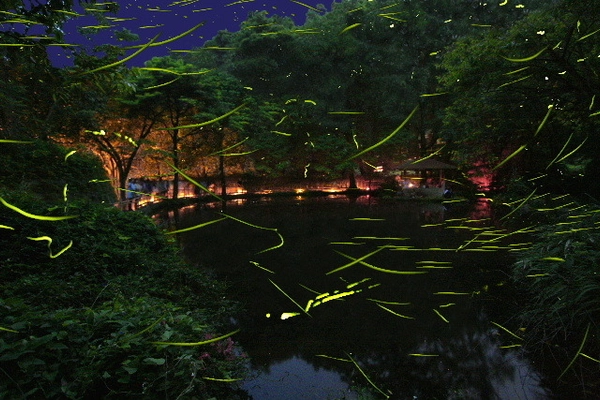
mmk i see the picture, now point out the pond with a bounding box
[158,195,552,399]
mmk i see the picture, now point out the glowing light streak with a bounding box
[269,279,311,317]
[222,213,284,254]
[0,197,76,221]
[152,329,240,346]
[166,217,227,234]
[163,104,246,130]
[376,303,414,319]
[27,236,73,258]
[433,309,449,323]
[348,106,418,160]
[340,23,362,34]
[409,353,439,357]
[326,247,386,275]
[491,321,523,341]
[289,0,322,12]
[503,46,547,62]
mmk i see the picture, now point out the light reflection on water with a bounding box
[162,195,551,399]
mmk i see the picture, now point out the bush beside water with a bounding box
[0,141,246,399]
[499,180,600,390]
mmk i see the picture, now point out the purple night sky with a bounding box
[43,0,334,67]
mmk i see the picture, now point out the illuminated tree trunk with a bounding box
[219,154,227,197]
[172,128,180,200]
[347,168,358,189]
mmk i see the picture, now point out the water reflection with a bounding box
[243,356,359,400]
[160,196,551,399]
[390,311,548,399]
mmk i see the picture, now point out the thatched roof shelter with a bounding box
[389,158,457,197]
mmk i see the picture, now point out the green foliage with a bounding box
[0,0,127,141]
[510,204,600,346]
[0,140,115,204]
[439,0,600,193]
[495,177,600,377]
[0,296,246,399]
[437,0,600,362]
[181,0,552,181]
[5,0,600,394]
[0,139,246,398]
[0,199,246,398]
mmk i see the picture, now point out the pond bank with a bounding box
[139,187,468,216]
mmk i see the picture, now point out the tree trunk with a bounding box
[119,174,128,202]
[172,129,180,200]
[347,167,358,189]
[219,155,227,197]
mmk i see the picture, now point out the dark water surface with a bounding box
[159,195,551,399]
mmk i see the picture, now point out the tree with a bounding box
[180,69,254,197]
[122,57,200,199]
[82,115,157,202]
[438,0,600,193]
[0,1,126,141]
[0,4,249,398]
[187,0,550,187]
[118,56,265,199]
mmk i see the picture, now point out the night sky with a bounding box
[46,0,334,67]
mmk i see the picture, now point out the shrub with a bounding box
[0,140,115,204]
[511,208,600,344]
[0,297,247,399]
[0,201,247,398]
[0,140,247,398]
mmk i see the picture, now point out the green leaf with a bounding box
[143,357,166,365]
[122,366,138,374]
